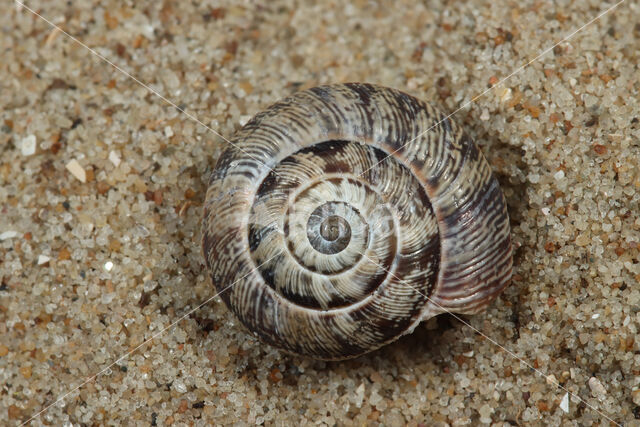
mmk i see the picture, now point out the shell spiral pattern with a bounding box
[202,83,512,360]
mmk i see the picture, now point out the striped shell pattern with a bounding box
[202,83,512,360]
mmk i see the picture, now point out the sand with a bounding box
[1,0,639,425]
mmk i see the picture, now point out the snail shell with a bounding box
[202,83,512,360]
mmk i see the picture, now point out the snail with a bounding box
[202,83,512,360]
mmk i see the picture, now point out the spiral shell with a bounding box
[202,83,512,360]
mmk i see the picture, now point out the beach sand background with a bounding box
[1,0,639,425]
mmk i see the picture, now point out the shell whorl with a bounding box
[202,83,512,360]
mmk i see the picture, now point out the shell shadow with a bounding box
[323,313,467,369]
[363,313,463,362]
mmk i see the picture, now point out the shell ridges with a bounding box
[202,83,512,359]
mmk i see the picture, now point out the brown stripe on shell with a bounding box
[202,83,512,359]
